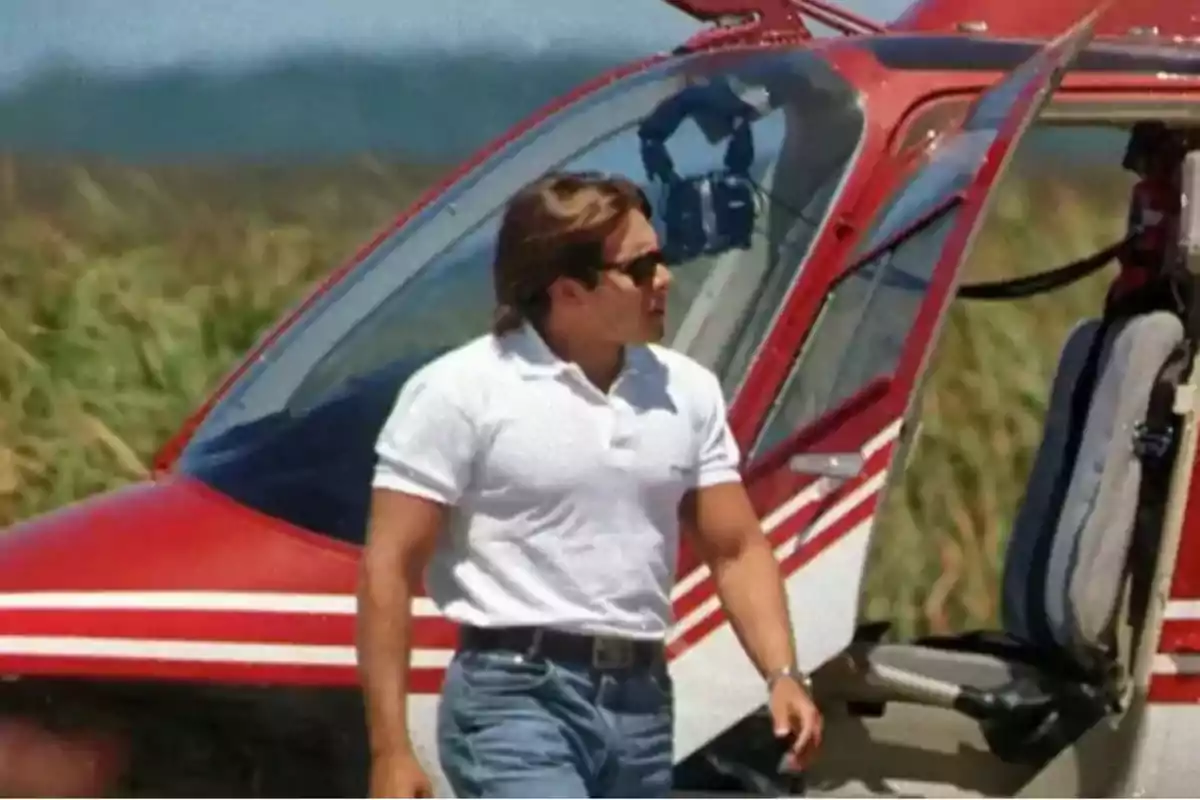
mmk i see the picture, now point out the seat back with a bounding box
[999,311,1185,671]
[1000,317,1102,647]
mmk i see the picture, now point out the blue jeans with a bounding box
[437,647,675,798]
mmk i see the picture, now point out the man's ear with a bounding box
[546,276,590,309]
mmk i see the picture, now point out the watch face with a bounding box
[768,667,809,690]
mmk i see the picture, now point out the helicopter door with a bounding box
[666,7,1107,761]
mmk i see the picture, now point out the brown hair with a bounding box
[491,171,652,335]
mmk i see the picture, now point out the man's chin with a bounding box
[612,315,666,346]
[642,315,667,344]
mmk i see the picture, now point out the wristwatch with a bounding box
[766,665,812,692]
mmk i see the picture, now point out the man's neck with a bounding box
[539,320,625,394]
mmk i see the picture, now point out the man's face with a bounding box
[586,209,673,345]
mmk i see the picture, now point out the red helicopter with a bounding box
[2,0,1200,795]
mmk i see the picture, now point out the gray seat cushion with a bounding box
[1000,318,1102,647]
[862,642,1043,692]
[1048,310,1184,656]
[849,311,1185,720]
[1000,311,1183,660]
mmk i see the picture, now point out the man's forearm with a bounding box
[710,535,797,678]
[357,557,416,757]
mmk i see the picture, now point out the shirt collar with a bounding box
[502,322,567,378]
[500,322,654,383]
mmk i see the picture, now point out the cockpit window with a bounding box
[752,207,956,458]
[750,48,1046,458]
[178,48,866,544]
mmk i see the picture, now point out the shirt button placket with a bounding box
[609,400,636,466]
[598,403,616,450]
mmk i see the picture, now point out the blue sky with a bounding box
[0,0,914,84]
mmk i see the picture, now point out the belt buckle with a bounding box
[592,636,635,670]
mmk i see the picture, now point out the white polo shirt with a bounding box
[371,323,742,640]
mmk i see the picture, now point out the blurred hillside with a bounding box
[0,51,625,163]
[0,49,1128,168]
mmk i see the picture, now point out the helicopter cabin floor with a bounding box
[672,704,1200,798]
[790,702,1035,798]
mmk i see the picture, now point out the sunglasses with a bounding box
[604,249,665,287]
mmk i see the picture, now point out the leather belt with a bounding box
[458,625,664,670]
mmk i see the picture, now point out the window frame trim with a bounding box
[747,92,1200,469]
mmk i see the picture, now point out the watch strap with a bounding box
[766,665,811,691]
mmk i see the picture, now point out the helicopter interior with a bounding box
[673,118,1200,798]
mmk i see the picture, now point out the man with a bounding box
[356,170,822,798]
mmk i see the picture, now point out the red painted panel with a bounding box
[1148,673,1200,703]
[1170,470,1200,598]
[1159,620,1200,654]
[893,0,1198,40]
[0,477,358,595]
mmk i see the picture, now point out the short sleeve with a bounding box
[372,366,477,505]
[691,370,742,489]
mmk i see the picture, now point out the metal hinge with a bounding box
[1174,384,1197,416]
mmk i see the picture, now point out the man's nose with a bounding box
[653,262,673,291]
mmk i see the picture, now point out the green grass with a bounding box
[863,163,1134,638]
[0,140,1136,640]
[0,155,441,524]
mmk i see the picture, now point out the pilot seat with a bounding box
[837,292,1191,765]
[824,127,1200,769]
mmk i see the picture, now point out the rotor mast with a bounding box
[662,0,882,39]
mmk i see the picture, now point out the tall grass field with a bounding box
[0,132,1135,641]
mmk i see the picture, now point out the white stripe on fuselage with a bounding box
[1163,600,1200,621]
[0,590,440,616]
[0,635,454,668]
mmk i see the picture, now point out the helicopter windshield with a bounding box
[177,48,866,544]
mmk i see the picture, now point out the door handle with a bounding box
[787,452,865,481]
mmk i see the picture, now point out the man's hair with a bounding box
[492,170,652,335]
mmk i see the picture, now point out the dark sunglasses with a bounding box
[604,249,665,287]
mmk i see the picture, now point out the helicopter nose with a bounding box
[0,475,361,683]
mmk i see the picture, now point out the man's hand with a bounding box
[768,676,823,771]
[369,749,433,799]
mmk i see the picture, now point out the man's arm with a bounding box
[685,477,824,770]
[357,488,445,759]
[685,370,822,768]
[356,367,477,765]
[682,482,795,679]
[682,369,796,679]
